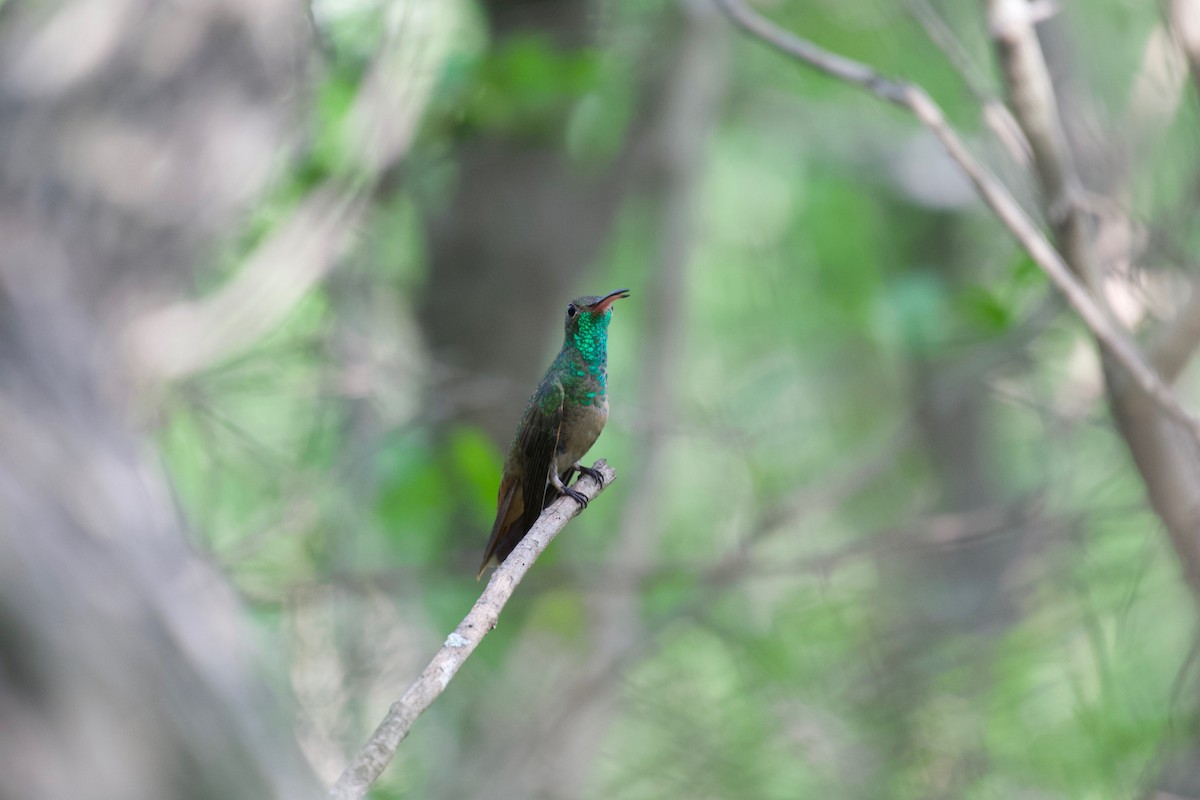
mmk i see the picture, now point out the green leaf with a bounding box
[958,285,1014,333]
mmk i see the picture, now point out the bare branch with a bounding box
[906,0,1032,166]
[715,0,1200,448]
[986,0,1101,295]
[328,460,618,800]
[986,0,1200,618]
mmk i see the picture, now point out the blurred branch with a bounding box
[986,0,1099,292]
[715,0,1200,449]
[985,0,1200,608]
[126,1,448,383]
[328,460,617,800]
[0,1,326,796]
[905,0,1032,166]
[995,5,1196,381]
[127,190,366,380]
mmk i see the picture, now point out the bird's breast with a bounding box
[556,398,608,472]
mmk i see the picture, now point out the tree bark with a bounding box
[0,2,322,798]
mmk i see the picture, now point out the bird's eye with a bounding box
[566,303,578,318]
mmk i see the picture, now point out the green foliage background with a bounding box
[155,1,1200,797]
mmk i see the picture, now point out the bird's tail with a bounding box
[476,480,523,580]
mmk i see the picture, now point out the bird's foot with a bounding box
[576,465,605,486]
[563,486,589,509]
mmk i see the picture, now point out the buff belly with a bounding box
[555,398,609,475]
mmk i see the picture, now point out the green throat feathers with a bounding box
[556,307,612,406]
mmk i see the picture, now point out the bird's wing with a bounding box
[475,380,564,578]
[477,474,518,579]
[517,379,564,535]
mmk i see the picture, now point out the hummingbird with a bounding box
[477,288,631,578]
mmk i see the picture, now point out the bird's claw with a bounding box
[576,465,605,485]
[564,487,589,509]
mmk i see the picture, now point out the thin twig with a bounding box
[328,460,617,800]
[905,0,1032,166]
[714,0,1200,448]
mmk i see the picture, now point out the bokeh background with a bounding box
[4,0,1200,798]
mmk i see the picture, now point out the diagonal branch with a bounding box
[986,0,1102,294]
[328,460,617,800]
[906,0,1032,167]
[714,0,1200,449]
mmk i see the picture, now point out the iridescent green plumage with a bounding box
[550,308,610,406]
[477,289,630,578]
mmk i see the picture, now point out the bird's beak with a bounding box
[592,288,631,313]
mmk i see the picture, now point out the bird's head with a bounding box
[563,288,630,337]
